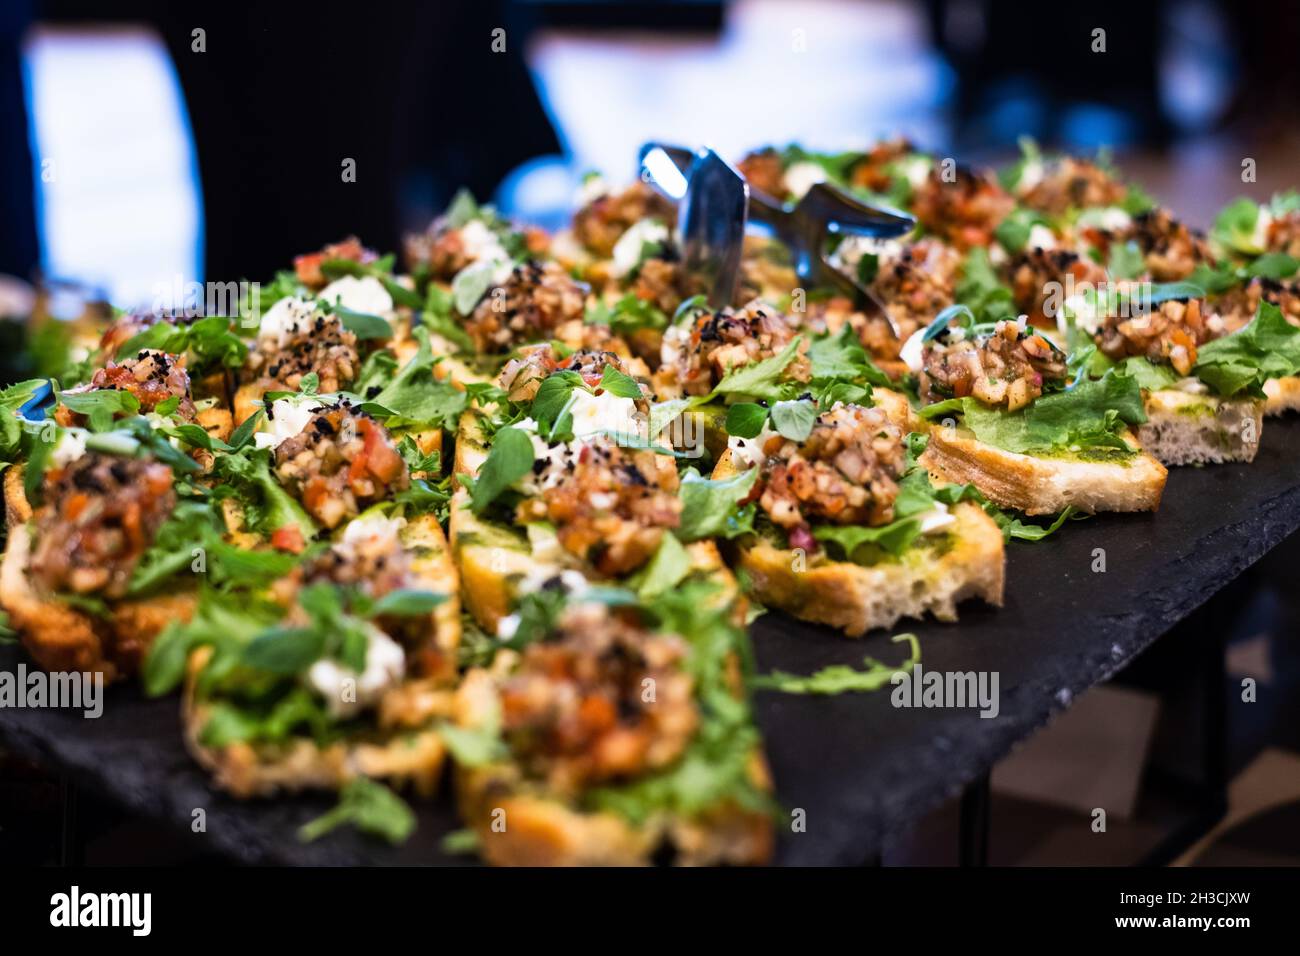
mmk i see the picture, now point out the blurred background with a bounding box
[2,0,1300,866]
[2,0,1299,308]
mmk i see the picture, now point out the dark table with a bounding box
[3,418,1298,865]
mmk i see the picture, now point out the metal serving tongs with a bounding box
[639,142,917,337]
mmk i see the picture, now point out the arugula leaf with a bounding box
[1212,197,1265,256]
[371,328,467,430]
[955,247,1016,325]
[57,388,139,432]
[214,446,316,540]
[995,208,1049,253]
[921,369,1146,455]
[635,532,693,599]
[127,500,223,596]
[1107,240,1146,280]
[752,633,920,694]
[711,337,803,401]
[1194,302,1300,396]
[586,293,669,336]
[444,188,479,229]
[299,777,416,845]
[115,315,248,373]
[437,694,509,766]
[814,517,926,560]
[807,323,892,388]
[467,426,533,515]
[995,506,1079,542]
[422,285,476,353]
[676,467,759,541]
[0,379,46,459]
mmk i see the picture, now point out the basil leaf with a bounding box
[333,306,393,340]
[598,364,643,399]
[242,626,326,674]
[227,408,264,451]
[724,402,767,439]
[1246,252,1300,281]
[368,589,446,617]
[769,399,816,443]
[530,371,583,437]
[452,260,500,315]
[468,426,534,515]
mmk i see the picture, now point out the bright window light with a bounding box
[22,25,202,309]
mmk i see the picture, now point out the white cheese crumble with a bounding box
[897,154,933,190]
[342,512,406,546]
[727,424,782,470]
[611,218,669,278]
[834,235,905,274]
[660,323,690,369]
[511,388,640,493]
[577,174,610,207]
[1062,291,1102,337]
[1173,376,1210,395]
[900,327,928,374]
[1075,206,1132,233]
[1251,207,1273,252]
[784,161,827,200]
[1027,224,1058,251]
[317,275,394,318]
[258,296,319,348]
[914,500,957,535]
[1015,157,1045,194]
[50,428,89,469]
[306,624,406,719]
[253,395,335,450]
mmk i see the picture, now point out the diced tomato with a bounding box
[270,525,306,553]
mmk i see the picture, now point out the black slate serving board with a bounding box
[3,419,1299,865]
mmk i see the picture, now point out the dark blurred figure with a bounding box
[15,0,559,284]
[0,0,39,280]
[928,0,1168,150]
[151,0,559,282]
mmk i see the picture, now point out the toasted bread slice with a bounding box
[1137,388,1263,465]
[919,426,1167,515]
[451,667,773,866]
[1264,376,1300,416]
[0,468,195,683]
[451,408,739,634]
[182,647,453,799]
[729,504,1004,637]
[180,513,462,798]
[713,448,1004,636]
